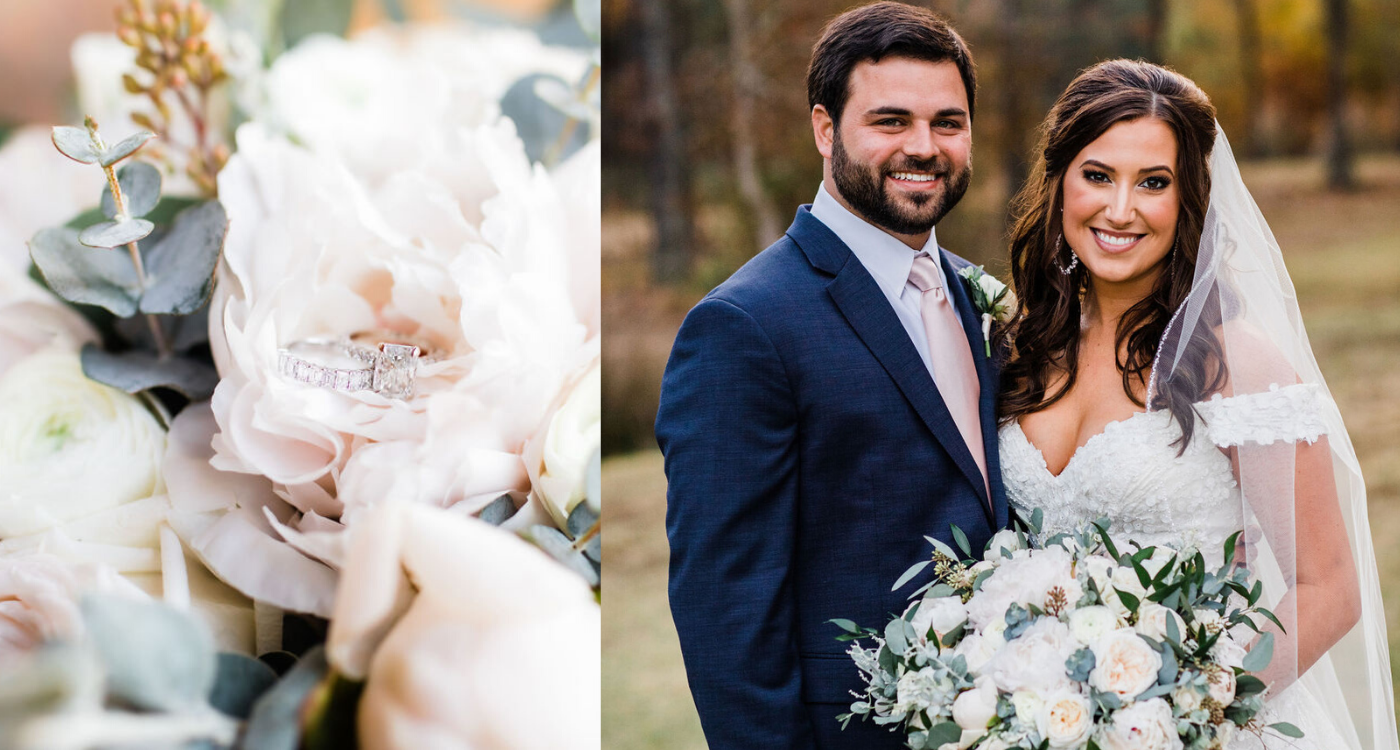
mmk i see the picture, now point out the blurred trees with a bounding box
[605,0,1400,284]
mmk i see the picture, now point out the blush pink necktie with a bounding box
[908,254,989,501]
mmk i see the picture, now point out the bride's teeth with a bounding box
[1093,230,1139,246]
[891,172,938,182]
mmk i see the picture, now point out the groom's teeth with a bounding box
[891,172,938,182]
[1093,230,1140,246]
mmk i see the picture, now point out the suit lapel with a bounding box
[940,252,1007,528]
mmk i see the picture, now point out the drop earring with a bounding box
[1054,234,1079,275]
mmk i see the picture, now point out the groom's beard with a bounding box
[831,133,971,236]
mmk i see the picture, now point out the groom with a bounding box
[656,3,1008,748]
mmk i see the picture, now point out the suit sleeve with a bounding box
[655,296,812,749]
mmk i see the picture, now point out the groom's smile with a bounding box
[812,56,972,249]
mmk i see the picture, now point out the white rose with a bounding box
[1207,667,1236,705]
[328,503,599,748]
[1210,634,1248,670]
[1109,566,1148,599]
[1141,547,1177,579]
[953,632,999,672]
[1038,690,1094,748]
[952,676,999,731]
[0,348,165,539]
[1079,554,1117,594]
[984,618,1077,694]
[1012,689,1044,722]
[970,559,996,577]
[966,547,1081,630]
[1193,608,1226,636]
[911,596,969,643]
[984,529,1023,561]
[1135,603,1186,642]
[977,273,1007,302]
[0,552,145,664]
[1090,628,1163,700]
[1173,684,1203,713]
[1096,698,1182,750]
[1068,605,1120,646]
[523,360,600,527]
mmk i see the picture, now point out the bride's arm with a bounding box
[1237,435,1361,686]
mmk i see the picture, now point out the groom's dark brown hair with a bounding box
[806,2,977,125]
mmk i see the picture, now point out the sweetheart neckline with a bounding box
[1008,411,1154,480]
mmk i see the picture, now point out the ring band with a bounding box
[277,336,431,399]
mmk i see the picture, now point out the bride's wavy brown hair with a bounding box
[998,59,1226,449]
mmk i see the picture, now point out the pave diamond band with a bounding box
[277,336,430,399]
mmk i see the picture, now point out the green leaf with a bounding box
[101,162,162,219]
[1094,522,1120,560]
[244,646,330,750]
[80,345,219,400]
[82,595,216,712]
[1269,722,1304,738]
[1241,631,1274,673]
[892,560,931,592]
[1114,588,1140,614]
[300,671,365,750]
[828,619,862,635]
[29,227,141,316]
[477,494,518,526]
[1248,579,1263,607]
[940,622,965,647]
[1254,607,1287,635]
[926,722,962,747]
[281,0,355,49]
[79,218,154,248]
[1030,507,1044,534]
[209,652,279,719]
[99,131,155,166]
[1165,610,1180,644]
[139,200,226,315]
[1235,674,1267,697]
[1222,530,1242,570]
[52,126,100,164]
[950,525,972,558]
[926,535,959,561]
[1158,644,1177,684]
[522,524,599,588]
[884,618,908,655]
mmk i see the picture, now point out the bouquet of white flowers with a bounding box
[834,512,1302,750]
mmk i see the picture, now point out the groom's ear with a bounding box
[812,105,835,159]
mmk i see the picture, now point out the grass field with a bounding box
[602,154,1400,750]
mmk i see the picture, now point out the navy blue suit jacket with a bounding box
[655,207,1009,749]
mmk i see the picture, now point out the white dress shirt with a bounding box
[810,181,946,384]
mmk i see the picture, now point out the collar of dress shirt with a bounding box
[810,181,946,297]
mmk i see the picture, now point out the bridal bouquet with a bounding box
[833,513,1302,750]
[0,0,600,747]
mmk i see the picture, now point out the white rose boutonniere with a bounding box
[956,265,1015,357]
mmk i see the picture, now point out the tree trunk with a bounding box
[1325,0,1354,189]
[722,0,782,248]
[639,0,695,283]
[1145,0,1168,63]
[1232,0,1267,157]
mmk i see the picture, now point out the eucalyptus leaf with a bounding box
[80,345,219,400]
[883,618,908,655]
[523,524,599,587]
[281,0,354,49]
[101,162,162,219]
[950,525,972,558]
[567,499,599,539]
[209,652,278,719]
[82,595,215,712]
[477,494,518,526]
[100,131,155,166]
[1241,631,1274,673]
[891,560,930,592]
[534,77,594,122]
[52,126,100,164]
[926,722,962,748]
[828,618,861,635]
[79,218,154,248]
[1269,722,1304,738]
[29,227,141,316]
[244,646,330,750]
[140,200,227,315]
[574,0,600,43]
[502,74,590,163]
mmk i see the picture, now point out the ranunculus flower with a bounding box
[1068,605,1120,646]
[523,359,599,527]
[951,676,998,731]
[1090,628,1162,700]
[0,552,145,664]
[1135,602,1186,642]
[1037,690,1093,748]
[327,502,598,749]
[1096,698,1182,750]
[0,347,164,539]
[983,617,1077,694]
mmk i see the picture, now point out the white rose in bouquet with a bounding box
[1193,608,1226,636]
[327,502,599,749]
[1135,602,1186,641]
[983,617,1078,694]
[0,348,165,540]
[966,547,1081,630]
[1090,628,1162,700]
[523,359,600,527]
[1079,554,1116,593]
[1037,690,1093,749]
[1207,666,1237,704]
[1068,605,1120,646]
[1011,689,1044,724]
[1173,684,1204,712]
[1096,697,1182,750]
[951,676,998,731]
[1210,633,1248,670]
[953,632,998,673]
[0,552,145,664]
[984,529,1022,561]
[910,595,968,644]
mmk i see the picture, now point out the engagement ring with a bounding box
[277,335,433,400]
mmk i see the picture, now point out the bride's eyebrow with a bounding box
[1080,159,1175,176]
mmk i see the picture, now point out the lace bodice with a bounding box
[999,383,1329,564]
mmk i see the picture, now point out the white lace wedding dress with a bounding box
[999,382,1361,749]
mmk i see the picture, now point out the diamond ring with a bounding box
[277,336,432,400]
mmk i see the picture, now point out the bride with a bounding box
[996,59,1397,749]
